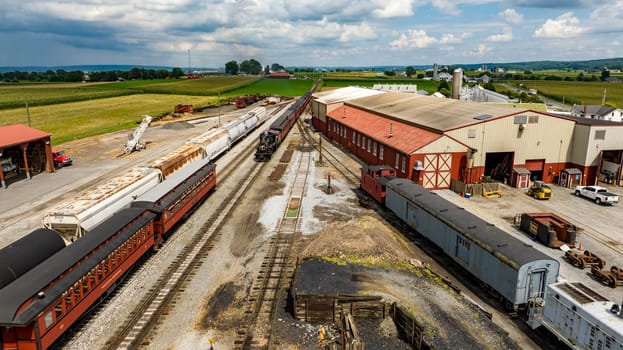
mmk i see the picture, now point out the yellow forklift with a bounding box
[527,180,552,200]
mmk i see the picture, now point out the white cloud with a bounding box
[487,27,513,42]
[499,8,523,24]
[372,0,416,18]
[431,0,462,15]
[390,29,437,49]
[533,12,587,38]
[470,43,493,56]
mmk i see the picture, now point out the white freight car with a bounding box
[42,167,161,243]
[528,281,623,350]
[187,128,230,161]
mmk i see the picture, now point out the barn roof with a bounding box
[326,105,444,154]
[0,124,51,149]
[346,92,524,132]
[313,86,385,104]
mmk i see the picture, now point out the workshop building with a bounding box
[314,88,623,189]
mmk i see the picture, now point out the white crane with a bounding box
[123,115,152,154]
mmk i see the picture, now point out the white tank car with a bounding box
[222,118,246,145]
[42,166,162,243]
[187,128,230,161]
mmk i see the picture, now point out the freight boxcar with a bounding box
[385,178,559,310]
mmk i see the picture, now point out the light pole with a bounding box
[218,92,221,127]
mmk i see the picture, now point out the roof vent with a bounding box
[388,123,393,138]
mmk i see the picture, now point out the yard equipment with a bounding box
[123,115,152,155]
[565,250,606,269]
[527,180,552,200]
[591,265,623,288]
[516,212,578,248]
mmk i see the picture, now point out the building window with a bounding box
[395,153,399,169]
[352,132,356,143]
[361,136,365,148]
[367,139,371,152]
[401,156,406,172]
[513,115,527,124]
[468,129,476,138]
[595,130,606,140]
[373,142,377,156]
[379,145,384,160]
[528,115,539,123]
[357,134,360,146]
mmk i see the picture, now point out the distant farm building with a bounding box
[268,71,290,79]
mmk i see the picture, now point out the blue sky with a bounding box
[0,0,620,68]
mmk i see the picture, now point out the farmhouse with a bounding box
[571,105,623,122]
[311,87,623,189]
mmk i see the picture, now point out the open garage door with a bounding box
[525,159,545,181]
[598,150,623,185]
[484,152,514,182]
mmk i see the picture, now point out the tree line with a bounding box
[0,67,187,83]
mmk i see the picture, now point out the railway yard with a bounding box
[1,99,623,350]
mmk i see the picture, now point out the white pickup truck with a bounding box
[574,185,619,205]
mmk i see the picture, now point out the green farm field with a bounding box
[0,94,216,144]
[519,80,623,106]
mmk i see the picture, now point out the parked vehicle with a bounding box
[1,158,16,175]
[574,185,619,205]
[52,150,72,168]
[527,180,552,200]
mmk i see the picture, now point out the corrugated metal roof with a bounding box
[0,124,51,149]
[313,86,385,104]
[346,92,523,132]
[327,105,442,154]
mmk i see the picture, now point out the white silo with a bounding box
[452,68,463,99]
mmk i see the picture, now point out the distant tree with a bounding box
[65,71,84,82]
[129,67,142,80]
[577,72,585,81]
[524,70,532,75]
[271,63,285,71]
[225,60,239,75]
[437,80,450,91]
[417,73,425,79]
[171,67,184,78]
[265,65,270,75]
[384,70,395,77]
[248,59,262,75]
[405,66,416,77]
[601,69,610,81]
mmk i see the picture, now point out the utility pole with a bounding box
[25,98,31,127]
[187,48,191,76]
[218,92,221,127]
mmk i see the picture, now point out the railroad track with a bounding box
[102,137,265,350]
[298,119,362,186]
[235,138,313,349]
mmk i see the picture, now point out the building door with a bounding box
[525,159,545,181]
[422,153,451,189]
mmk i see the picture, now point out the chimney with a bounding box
[583,105,587,118]
[388,123,393,138]
[433,63,438,81]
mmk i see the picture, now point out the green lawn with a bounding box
[0,94,217,145]
[518,80,623,106]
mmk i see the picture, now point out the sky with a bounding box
[0,0,621,69]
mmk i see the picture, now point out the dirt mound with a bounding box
[299,215,413,263]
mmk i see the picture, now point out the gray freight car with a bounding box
[385,178,559,310]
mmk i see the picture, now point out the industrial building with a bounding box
[310,87,623,190]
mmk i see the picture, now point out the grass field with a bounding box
[518,80,623,106]
[1,94,217,144]
[227,78,314,97]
